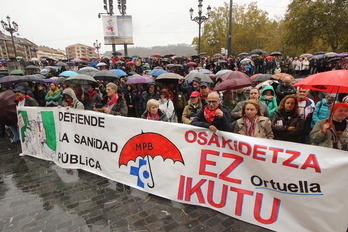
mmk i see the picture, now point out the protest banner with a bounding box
[18,107,348,232]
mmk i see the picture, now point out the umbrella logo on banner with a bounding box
[119,132,184,188]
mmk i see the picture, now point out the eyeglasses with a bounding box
[207,100,218,104]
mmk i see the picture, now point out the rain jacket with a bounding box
[271,109,304,142]
[259,85,278,118]
[311,98,337,127]
[45,89,62,106]
[141,108,168,122]
[140,83,159,113]
[62,88,84,110]
[182,100,203,124]
[231,100,269,120]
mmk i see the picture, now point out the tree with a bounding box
[283,0,348,52]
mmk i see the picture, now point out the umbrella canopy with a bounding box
[300,53,313,58]
[215,69,232,78]
[0,90,17,126]
[80,56,88,61]
[0,75,21,84]
[271,73,295,81]
[314,51,326,55]
[126,61,135,66]
[213,78,252,91]
[10,70,24,75]
[324,52,337,58]
[219,71,250,81]
[238,52,249,57]
[110,69,127,77]
[19,75,45,83]
[186,62,197,66]
[126,75,152,84]
[250,73,262,81]
[77,67,99,77]
[115,60,124,64]
[185,72,213,83]
[270,51,282,56]
[293,70,348,93]
[25,65,40,70]
[59,71,78,77]
[335,53,348,58]
[44,77,66,83]
[156,73,183,81]
[240,58,252,64]
[55,62,68,67]
[217,60,227,64]
[249,49,268,56]
[152,53,161,58]
[30,58,40,62]
[93,70,119,82]
[197,69,211,74]
[64,74,97,88]
[96,62,107,67]
[253,74,272,82]
[147,69,167,77]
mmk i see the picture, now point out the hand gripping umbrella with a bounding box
[119,132,184,188]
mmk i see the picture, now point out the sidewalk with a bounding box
[0,138,272,232]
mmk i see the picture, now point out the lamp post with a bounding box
[117,0,128,56]
[93,40,101,58]
[189,0,211,54]
[226,0,233,57]
[1,16,19,58]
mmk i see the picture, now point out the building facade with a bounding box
[0,31,37,60]
[65,43,97,60]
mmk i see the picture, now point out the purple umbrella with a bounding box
[0,75,21,84]
[335,53,348,58]
[126,75,153,84]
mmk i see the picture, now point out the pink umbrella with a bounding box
[126,75,153,84]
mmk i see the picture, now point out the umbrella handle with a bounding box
[146,155,155,188]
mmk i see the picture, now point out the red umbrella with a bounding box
[0,90,17,126]
[126,61,135,65]
[293,70,348,93]
[152,53,161,58]
[119,132,183,188]
[219,71,249,81]
[187,62,197,66]
[79,56,88,61]
[213,78,252,91]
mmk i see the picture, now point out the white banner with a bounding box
[18,107,348,232]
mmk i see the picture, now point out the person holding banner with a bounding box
[310,102,348,150]
[94,83,128,116]
[234,99,274,139]
[182,91,202,124]
[141,99,168,122]
[190,92,233,132]
[271,94,304,142]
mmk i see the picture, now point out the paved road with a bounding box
[0,137,272,232]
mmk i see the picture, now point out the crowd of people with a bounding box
[1,54,348,153]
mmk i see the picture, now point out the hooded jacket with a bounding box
[62,88,84,110]
[259,85,278,118]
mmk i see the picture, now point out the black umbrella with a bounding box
[112,51,123,56]
[93,70,119,82]
[238,52,249,57]
[55,62,68,67]
[19,75,45,83]
[0,90,17,126]
[270,51,282,56]
[253,74,272,82]
[25,65,40,70]
[249,49,268,56]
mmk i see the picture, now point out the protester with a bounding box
[221,90,237,113]
[231,88,269,120]
[259,85,278,118]
[94,83,127,116]
[85,83,102,110]
[61,88,84,110]
[141,99,168,122]
[190,92,233,132]
[140,82,159,114]
[73,84,86,107]
[310,103,348,150]
[45,83,62,107]
[32,83,47,106]
[178,76,201,100]
[199,82,212,106]
[123,84,137,117]
[182,91,202,124]
[311,93,337,128]
[297,88,315,144]
[233,99,274,139]
[233,88,247,103]
[275,76,296,103]
[158,88,175,122]
[271,95,304,142]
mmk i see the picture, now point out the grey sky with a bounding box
[0,0,289,53]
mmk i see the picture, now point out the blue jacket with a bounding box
[259,85,278,118]
[311,98,337,127]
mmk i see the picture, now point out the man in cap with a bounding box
[199,82,212,106]
[178,76,201,99]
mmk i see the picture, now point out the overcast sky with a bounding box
[0,0,289,53]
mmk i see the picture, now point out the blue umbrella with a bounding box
[110,69,127,77]
[147,69,168,77]
[59,71,78,77]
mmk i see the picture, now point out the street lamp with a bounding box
[1,15,19,58]
[189,0,211,54]
[93,40,101,58]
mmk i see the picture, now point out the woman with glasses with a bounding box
[190,92,233,132]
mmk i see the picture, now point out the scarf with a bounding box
[243,115,258,136]
[204,107,217,124]
[16,95,30,102]
[146,112,159,121]
[87,90,97,100]
[106,93,118,105]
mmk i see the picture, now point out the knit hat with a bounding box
[330,102,348,113]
